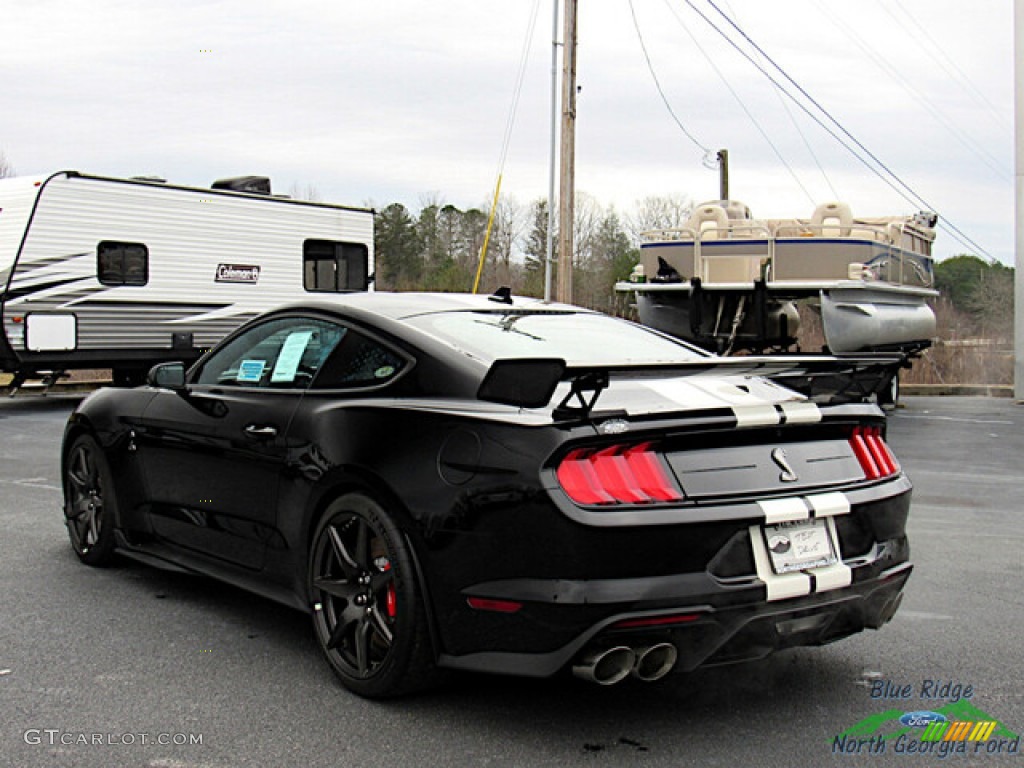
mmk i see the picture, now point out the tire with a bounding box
[878,372,900,407]
[308,492,439,698]
[63,434,118,566]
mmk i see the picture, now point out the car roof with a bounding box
[282,291,592,322]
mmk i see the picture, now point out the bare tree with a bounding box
[626,194,692,243]
[0,151,14,179]
[287,182,322,202]
[966,264,1014,341]
[482,196,527,292]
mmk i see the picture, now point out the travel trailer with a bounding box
[0,171,374,389]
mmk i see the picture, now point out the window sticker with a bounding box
[237,359,267,383]
[271,330,314,383]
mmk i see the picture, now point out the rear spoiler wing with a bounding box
[476,353,907,416]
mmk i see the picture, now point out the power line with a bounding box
[494,0,543,181]
[712,0,838,200]
[658,0,817,205]
[685,0,992,259]
[815,0,1010,183]
[886,0,1011,133]
[627,0,710,157]
[474,0,542,293]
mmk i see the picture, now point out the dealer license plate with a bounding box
[763,518,837,574]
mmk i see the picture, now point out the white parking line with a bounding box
[894,413,1014,426]
[897,610,954,621]
[0,477,61,491]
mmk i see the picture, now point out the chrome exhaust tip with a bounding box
[631,643,678,682]
[572,646,636,686]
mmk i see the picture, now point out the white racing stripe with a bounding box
[732,404,780,427]
[644,379,734,411]
[807,491,851,518]
[751,497,853,601]
[812,518,853,591]
[749,525,811,601]
[780,401,821,424]
[758,497,809,524]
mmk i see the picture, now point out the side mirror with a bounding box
[147,361,187,390]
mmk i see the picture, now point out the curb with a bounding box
[1,379,111,396]
[899,384,1014,398]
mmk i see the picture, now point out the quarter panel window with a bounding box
[311,330,406,389]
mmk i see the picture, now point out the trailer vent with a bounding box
[211,176,271,195]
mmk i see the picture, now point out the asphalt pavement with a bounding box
[0,394,1021,768]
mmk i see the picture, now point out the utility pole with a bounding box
[544,0,559,303]
[1015,0,1023,401]
[718,149,729,201]
[556,0,578,304]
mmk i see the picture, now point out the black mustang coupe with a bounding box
[61,292,912,697]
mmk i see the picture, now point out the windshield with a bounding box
[404,310,706,366]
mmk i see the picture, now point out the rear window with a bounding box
[404,310,706,366]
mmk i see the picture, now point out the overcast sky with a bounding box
[2,1,1015,264]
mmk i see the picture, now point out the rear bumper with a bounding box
[438,561,911,678]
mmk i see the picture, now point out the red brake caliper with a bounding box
[377,558,397,619]
[386,583,397,619]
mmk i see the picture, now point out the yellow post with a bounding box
[472,174,503,294]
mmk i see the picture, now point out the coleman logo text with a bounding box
[215,264,260,283]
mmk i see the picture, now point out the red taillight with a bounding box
[850,426,899,480]
[591,446,652,504]
[556,449,616,505]
[556,442,682,506]
[624,442,684,502]
[612,613,701,629]
[467,597,523,614]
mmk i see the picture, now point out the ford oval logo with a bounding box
[899,711,947,728]
[599,419,630,435]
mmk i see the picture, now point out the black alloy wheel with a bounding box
[63,435,118,566]
[309,493,437,698]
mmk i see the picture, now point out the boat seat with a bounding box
[688,204,729,241]
[811,201,853,237]
[729,219,770,238]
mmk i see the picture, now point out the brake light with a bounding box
[467,597,523,614]
[612,613,702,629]
[850,426,899,480]
[556,442,682,506]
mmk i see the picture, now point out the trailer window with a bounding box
[98,242,149,286]
[304,240,368,292]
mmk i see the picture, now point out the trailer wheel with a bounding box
[877,372,900,407]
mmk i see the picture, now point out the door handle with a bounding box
[244,424,278,438]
